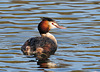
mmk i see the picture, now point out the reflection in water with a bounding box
[37,59,57,68]
[29,59,57,68]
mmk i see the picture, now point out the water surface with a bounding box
[0,0,100,72]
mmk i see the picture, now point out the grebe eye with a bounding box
[52,23,54,25]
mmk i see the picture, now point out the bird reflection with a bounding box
[28,58,57,68]
[37,59,57,68]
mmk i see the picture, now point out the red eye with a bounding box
[52,23,54,25]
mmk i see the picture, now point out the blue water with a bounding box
[0,0,100,72]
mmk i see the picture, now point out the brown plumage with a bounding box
[21,17,66,60]
[38,20,50,34]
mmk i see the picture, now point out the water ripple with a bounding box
[0,0,100,72]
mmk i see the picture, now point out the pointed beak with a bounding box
[56,25,66,29]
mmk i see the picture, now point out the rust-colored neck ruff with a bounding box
[41,32,57,45]
[38,20,50,34]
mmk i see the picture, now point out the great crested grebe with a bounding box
[21,17,66,60]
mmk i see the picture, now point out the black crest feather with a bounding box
[40,17,54,21]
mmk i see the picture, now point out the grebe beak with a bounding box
[56,25,66,29]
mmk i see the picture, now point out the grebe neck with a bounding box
[40,32,57,45]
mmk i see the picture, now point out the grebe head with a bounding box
[38,17,66,34]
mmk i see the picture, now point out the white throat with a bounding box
[41,32,57,45]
